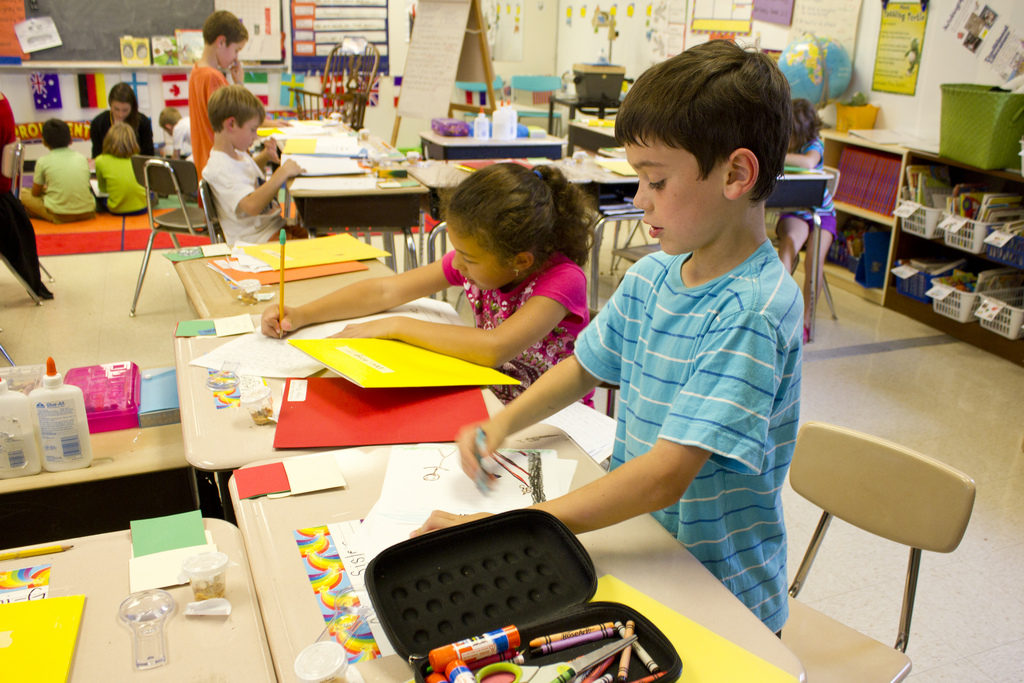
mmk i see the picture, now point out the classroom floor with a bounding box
[1,231,1023,681]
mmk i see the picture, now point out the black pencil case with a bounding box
[365,509,683,682]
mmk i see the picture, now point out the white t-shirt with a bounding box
[172,117,192,158]
[202,149,284,246]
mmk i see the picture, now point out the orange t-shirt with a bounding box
[189,65,229,178]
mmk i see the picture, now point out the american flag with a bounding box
[31,72,62,110]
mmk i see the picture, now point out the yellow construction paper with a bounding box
[282,138,318,154]
[288,338,520,388]
[593,575,798,683]
[257,127,284,137]
[596,158,638,176]
[243,234,389,270]
[0,595,86,682]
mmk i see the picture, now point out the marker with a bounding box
[472,427,501,494]
[614,621,659,673]
[0,544,74,561]
[529,625,616,656]
[529,622,617,648]
[278,228,286,329]
[616,620,635,681]
[428,625,520,672]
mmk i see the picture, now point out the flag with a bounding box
[77,73,107,109]
[368,75,380,107]
[30,73,62,110]
[244,72,269,106]
[392,75,402,107]
[162,73,188,107]
[279,72,304,108]
[120,72,149,112]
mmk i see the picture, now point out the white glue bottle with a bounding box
[492,101,514,141]
[30,357,92,472]
[0,377,42,479]
[473,107,490,140]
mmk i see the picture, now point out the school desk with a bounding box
[173,253,394,319]
[419,129,565,161]
[226,419,806,683]
[566,119,618,156]
[0,518,275,681]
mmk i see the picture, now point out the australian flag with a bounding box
[31,72,62,110]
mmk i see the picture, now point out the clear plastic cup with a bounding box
[181,551,229,601]
[294,641,349,683]
[240,384,274,425]
[238,279,262,305]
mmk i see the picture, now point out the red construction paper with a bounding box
[233,461,291,498]
[273,377,489,449]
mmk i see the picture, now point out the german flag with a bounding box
[77,73,107,109]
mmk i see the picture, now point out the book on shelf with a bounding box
[119,36,150,66]
[151,35,178,66]
[835,146,901,216]
[175,29,204,65]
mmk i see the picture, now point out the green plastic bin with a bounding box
[939,84,1024,170]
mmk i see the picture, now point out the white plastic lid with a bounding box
[294,641,348,681]
[181,551,229,578]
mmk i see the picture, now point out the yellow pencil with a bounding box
[278,228,286,326]
[0,544,74,561]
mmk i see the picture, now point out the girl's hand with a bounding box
[262,303,301,338]
[455,421,505,487]
[411,510,491,537]
[331,317,399,339]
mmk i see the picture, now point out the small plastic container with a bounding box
[240,384,274,426]
[237,279,262,305]
[64,361,141,433]
[0,364,45,395]
[206,362,240,392]
[181,551,229,601]
[294,641,350,683]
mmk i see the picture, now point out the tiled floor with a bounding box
[2,230,1023,680]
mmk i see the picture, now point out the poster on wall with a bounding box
[871,2,927,96]
[942,0,997,55]
[488,0,522,62]
[291,0,390,75]
[216,0,283,61]
[787,0,862,57]
[691,0,752,35]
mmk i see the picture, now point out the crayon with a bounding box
[466,650,524,671]
[428,625,520,671]
[614,621,659,673]
[591,675,614,683]
[623,671,668,683]
[529,625,616,656]
[529,621,617,648]
[616,620,635,681]
[581,653,617,683]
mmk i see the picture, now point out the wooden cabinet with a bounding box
[884,148,1024,366]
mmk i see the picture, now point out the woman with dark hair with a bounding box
[89,82,155,158]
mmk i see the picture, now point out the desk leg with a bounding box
[807,213,821,343]
[283,185,292,221]
[188,466,237,523]
[404,227,419,270]
[548,100,555,135]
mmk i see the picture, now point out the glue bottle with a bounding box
[473,107,490,140]
[29,357,92,472]
[492,101,515,141]
[0,377,42,479]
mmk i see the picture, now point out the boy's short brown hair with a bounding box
[102,122,140,158]
[41,118,71,149]
[207,85,265,132]
[615,40,791,201]
[158,107,182,131]
[203,10,248,46]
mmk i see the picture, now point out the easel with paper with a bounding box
[390,0,497,145]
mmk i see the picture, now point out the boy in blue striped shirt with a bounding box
[416,40,803,634]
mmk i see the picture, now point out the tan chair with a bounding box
[197,179,227,244]
[783,422,976,682]
[129,156,217,316]
[291,38,380,129]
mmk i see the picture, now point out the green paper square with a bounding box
[130,510,207,557]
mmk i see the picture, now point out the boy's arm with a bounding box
[342,294,570,367]
[236,159,303,217]
[785,148,821,169]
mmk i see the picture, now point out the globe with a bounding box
[779,34,852,106]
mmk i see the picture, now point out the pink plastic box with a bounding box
[65,361,141,433]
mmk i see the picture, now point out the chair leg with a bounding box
[403,228,419,270]
[1,254,42,305]
[0,338,13,365]
[40,262,54,282]
[170,234,181,250]
[821,274,838,321]
[130,231,160,317]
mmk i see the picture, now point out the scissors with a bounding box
[475,635,637,683]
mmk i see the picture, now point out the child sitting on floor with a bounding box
[94,122,147,216]
[21,119,95,224]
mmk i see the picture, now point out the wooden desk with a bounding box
[0,518,275,681]
[228,421,805,683]
[419,130,565,161]
[173,256,393,319]
[566,119,617,155]
[550,95,620,135]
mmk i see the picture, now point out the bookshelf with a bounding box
[885,148,1024,367]
[821,129,910,306]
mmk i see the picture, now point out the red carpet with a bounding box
[32,210,212,256]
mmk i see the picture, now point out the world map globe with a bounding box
[779,34,852,106]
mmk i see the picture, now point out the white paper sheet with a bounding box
[290,176,378,192]
[128,533,217,593]
[213,314,256,337]
[282,155,365,176]
[541,401,617,466]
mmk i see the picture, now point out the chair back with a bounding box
[790,422,975,553]
[1,140,23,194]
[322,37,380,129]
[455,77,504,107]
[198,179,226,244]
[131,155,205,234]
[510,75,561,105]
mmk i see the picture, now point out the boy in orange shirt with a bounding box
[189,10,248,177]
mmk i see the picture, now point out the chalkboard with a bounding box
[24,0,213,62]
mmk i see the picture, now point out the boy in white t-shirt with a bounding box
[159,107,192,159]
[202,85,305,245]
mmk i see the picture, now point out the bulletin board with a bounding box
[291,0,390,74]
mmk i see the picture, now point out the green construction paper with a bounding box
[130,510,208,557]
[162,247,206,262]
[176,319,216,337]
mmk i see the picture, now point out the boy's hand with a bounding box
[263,137,281,164]
[229,60,244,84]
[410,511,491,537]
[277,158,304,180]
[261,303,301,338]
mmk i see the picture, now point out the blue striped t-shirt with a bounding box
[575,241,803,632]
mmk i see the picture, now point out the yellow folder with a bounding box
[282,137,318,154]
[242,233,390,270]
[596,158,638,176]
[289,338,520,388]
[0,595,86,682]
[593,575,797,683]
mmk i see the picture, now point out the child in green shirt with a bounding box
[20,119,95,224]
[94,122,147,215]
